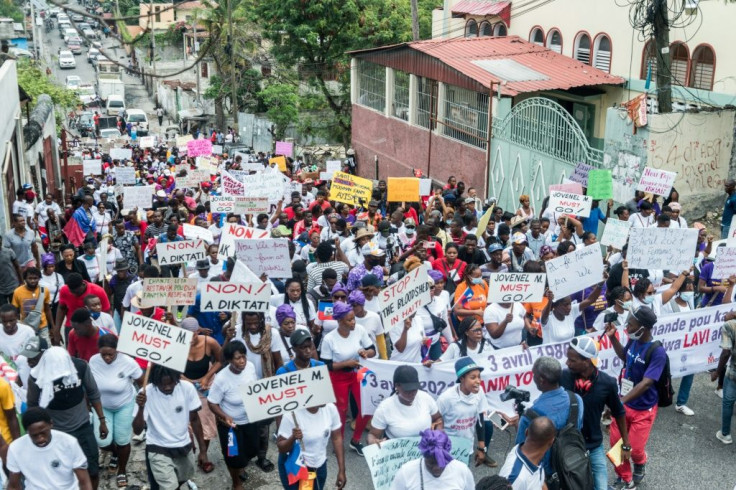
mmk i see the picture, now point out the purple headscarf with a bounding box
[331,283,348,297]
[332,302,353,321]
[539,245,554,257]
[418,429,453,468]
[275,304,296,325]
[348,290,365,306]
[427,269,444,283]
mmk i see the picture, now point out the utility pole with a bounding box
[411,0,419,41]
[149,0,156,91]
[652,0,672,113]
[193,9,200,106]
[228,0,238,135]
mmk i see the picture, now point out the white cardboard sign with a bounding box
[488,272,546,303]
[713,246,736,279]
[727,216,736,248]
[123,186,153,210]
[234,238,292,278]
[156,239,207,266]
[83,159,102,176]
[117,312,192,372]
[116,166,136,185]
[217,223,270,259]
[627,227,698,272]
[110,148,132,161]
[200,282,271,312]
[548,191,592,218]
[141,278,198,307]
[182,223,214,243]
[378,265,431,329]
[545,245,604,298]
[636,167,677,197]
[599,218,632,250]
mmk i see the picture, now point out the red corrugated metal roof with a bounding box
[451,0,509,16]
[350,36,624,97]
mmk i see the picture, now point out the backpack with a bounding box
[644,340,674,407]
[526,391,593,490]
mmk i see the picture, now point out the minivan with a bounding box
[125,109,149,135]
[106,94,125,116]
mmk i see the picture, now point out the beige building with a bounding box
[139,1,204,31]
[432,0,736,107]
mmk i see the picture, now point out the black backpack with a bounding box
[643,340,674,407]
[526,391,593,490]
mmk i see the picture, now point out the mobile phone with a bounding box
[604,312,619,324]
[488,411,509,431]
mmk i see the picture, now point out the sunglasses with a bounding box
[333,294,347,299]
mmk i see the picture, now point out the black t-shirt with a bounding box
[606,262,649,291]
[560,369,625,449]
[458,246,487,266]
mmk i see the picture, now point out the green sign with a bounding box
[587,170,613,199]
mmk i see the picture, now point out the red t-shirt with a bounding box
[58,282,111,327]
[68,327,115,362]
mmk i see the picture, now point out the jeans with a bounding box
[589,445,608,490]
[277,453,328,490]
[610,405,658,482]
[721,376,736,436]
[722,224,730,240]
[483,420,494,447]
[676,374,694,406]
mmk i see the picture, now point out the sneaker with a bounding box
[675,404,695,416]
[608,478,636,490]
[633,463,646,484]
[716,430,733,444]
[132,428,146,443]
[483,451,497,467]
[716,388,724,399]
[349,439,364,456]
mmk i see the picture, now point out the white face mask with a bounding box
[679,291,694,302]
[629,326,645,340]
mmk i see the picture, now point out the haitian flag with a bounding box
[317,301,334,321]
[284,441,309,485]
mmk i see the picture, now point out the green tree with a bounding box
[258,83,298,142]
[16,62,79,108]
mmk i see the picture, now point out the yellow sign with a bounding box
[269,156,287,172]
[475,204,495,238]
[387,178,420,202]
[329,171,373,205]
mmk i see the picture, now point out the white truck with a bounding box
[97,79,125,102]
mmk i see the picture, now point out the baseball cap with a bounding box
[464,197,475,204]
[290,329,313,347]
[512,232,528,244]
[361,241,385,257]
[195,259,210,270]
[570,336,599,364]
[393,365,420,391]
[455,357,484,381]
[20,336,48,359]
[488,243,504,253]
[631,306,657,329]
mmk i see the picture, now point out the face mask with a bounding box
[406,228,415,236]
[446,220,453,226]
[643,296,655,305]
[629,326,645,340]
[679,291,694,302]
[620,300,633,310]
[85,253,95,259]
[90,311,101,320]
[471,278,483,285]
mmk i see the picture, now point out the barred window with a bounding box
[416,76,437,130]
[443,85,488,149]
[393,70,410,121]
[357,60,386,113]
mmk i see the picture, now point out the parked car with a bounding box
[71,13,84,22]
[72,111,95,137]
[65,75,82,90]
[125,109,149,135]
[68,42,82,55]
[77,84,97,106]
[87,47,99,63]
[66,35,82,46]
[58,50,76,69]
[106,94,125,116]
[82,28,96,40]
[58,22,71,37]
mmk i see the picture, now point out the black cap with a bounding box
[195,259,210,270]
[393,365,420,391]
[631,306,657,328]
[290,329,313,347]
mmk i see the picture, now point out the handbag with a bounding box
[424,305,448,335]
[24,287,45,333]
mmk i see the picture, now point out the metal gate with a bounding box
[489,97,603,214]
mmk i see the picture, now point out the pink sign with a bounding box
[187,139,213,157]
[549,182,584,194]
[275,141,293,157]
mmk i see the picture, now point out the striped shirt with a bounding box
[306,261,349,291]
[499,444,545,490]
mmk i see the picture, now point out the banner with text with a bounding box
[187,139,213,157]
[379,265,431,328]
[713,246,736,279]
[217,223,270,259]
[200,282,271,312]
[636,167,677,196]
[488,272,546,303]
[548,191,592,218]
[156,239,207,266]
[222,170,246,196]
[545,244,604,298]
[234,238,292,278]
[387,178,420,202]
[329,171,373,205]
[118,312,193,372]
[141,278,198,307]
[627,227,698,272]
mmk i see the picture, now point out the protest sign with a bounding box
[123,186,153,209]
[118,312,192,372]
[727,216,736,248]
[141,278,198,307]
[569,162,592,187]
[319,172,334,181]
[83,159,102,176]
[488,272,546,303]
[545,244,604,298]
[636,167,677,196]
[379,265,431,328]
[475,204,495,238]
[176,169,210,188]
[387,178,421,202]
[212,144,223,155]
[221,170,245,196]
[329,171,373,205]
[240,365,335,422]
[364,436,472,490]
[549,182,584,194]
[627,227,698,272]
[187,139,213,157]
[326,160,342,174]
[419,179,433,196]
[233,259,263,284]
[209,195,268,214]
[548,191,592,218]
[139,136,155,148]
[182,223,214,243]
[110,148,132,161]
[200,282,270,312]
[239,172,286,202]
[713,246,736,279]
[268,156,287,172]
[176,135,193,148]
[156,239,207,266]
[587,169,613,199]
[234,239,292,278]
[599,218,631,249]
[217,223,270,259]
[116,166,136,185]
[196,155,218,171]
[274,141,294,157]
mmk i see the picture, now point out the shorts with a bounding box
[91,401,135,446]
[67,423,99,477]
[146,450,195,490]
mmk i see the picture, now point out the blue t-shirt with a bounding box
[723,193,736,228]
[582,207,605,234]
[571,284,607,335]
[699,261,727,307]
[276,358,324,375]
[623,340,666,410]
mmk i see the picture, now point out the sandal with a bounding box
[199,461,215,473]
[256,458,275,472]
[109,456,119,469]
[116,474,127,488]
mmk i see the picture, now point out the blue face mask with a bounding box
[471,277,484,285]
[679,291,694,302]
[620,300,632,310]
[643,296,655,305]
[90,311,101,320]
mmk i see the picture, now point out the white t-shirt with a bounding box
[499,444,546,490]
[389,319,425,363]
[355,310,384,346]
[207,362,257,425]
[271,295,317,325]
[277,403,341,468]
[39,272,65,303]
[320,325,373,363]
[140,380,201,447]
[439,340,489,363]
[91,312,116,333]
[390,458,475,490]
[12,200,34,221]
[188,271,211,293]
[6,430,88,490]
[80,254,100,283]
[592,306,630,332]
[633,294,664,317]
[483,303,526,349]
[35,201,61,227]
[122,280,143,313]
[89,353,143,410]
[364,295,381,315]
[0,323,35,359]
[437,385,490,441]
[543,303,580,344]
[276,325,310,362]
[231,327,284,379]
[371,391,438,440]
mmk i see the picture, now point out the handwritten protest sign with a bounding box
[330,171,373,205]
[182,223,214,243]
[217,223,270,259]
[176,135,193,148]
[545,245,604,298]
[387,178,420,202]
[627,227,698,272]
[234,239,292,278]
[379,265,431,328]
[123,186,153,209]
[713,247,736,279]
[200,282,270,312]
[110,148,132,161]
[116,166,136,185]
[141,278,197,307]
[488,273,546,303]
[156,239,207,266]
[326,160,342,174]
[419,179,433,196]
[187,138,213,157]
[727,216,736,248]
[118,312,192,372]
[221,170,245,196]
[212,144,223,155]
[269,156,287,172]
[569,162,592,187]
[636,167,677,196]
[196,155,218,171]
[274,141,293,157]
[175,169,210,189]
[587,169,613,199]
[549,182,584,195]
[548,191,592,218]
[599,218,632,249]
[239,172,286,202]
[83,159,102,176]
[138,136,155,148]
[240,365,335,422]
[364,437,472,490]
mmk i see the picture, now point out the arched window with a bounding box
[493,23,507,37]
[593,34,612,72]
[689,44,715,91]
[465,19,478,38]
[574,32,591,65]
[546,29,562,53]
[530,27,544,46]
[640,39,657,81]
[670,42,690,86]
[479,21,492,37]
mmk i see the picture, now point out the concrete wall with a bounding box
[0,60,22,231]
[23,98,60,199]
[139,3,192,31]
[352,104,487,194]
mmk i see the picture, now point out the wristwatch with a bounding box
[621,444,632,451]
